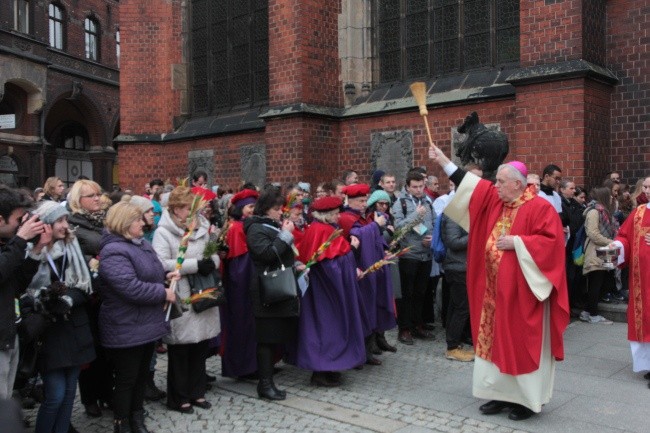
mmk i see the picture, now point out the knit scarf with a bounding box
[28,238,93,294]
[77,209,106,229]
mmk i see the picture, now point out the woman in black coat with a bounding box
[244,189,301,400]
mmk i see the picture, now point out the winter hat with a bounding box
[367,190,391,208]
[297,182,311,193]
[35,200,69,224]
[129,195,154,213]
[371,169,385,186]
[507,161,528,178]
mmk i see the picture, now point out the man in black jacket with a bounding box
[0,186,44,399]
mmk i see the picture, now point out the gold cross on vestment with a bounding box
[495,217,512,237]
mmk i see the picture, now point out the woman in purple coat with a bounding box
[99,201,178,433]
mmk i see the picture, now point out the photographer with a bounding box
[25,201,95,433]
[0,185,45,400]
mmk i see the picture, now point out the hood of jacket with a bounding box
[243,215,279,233]
[157,208,209,240]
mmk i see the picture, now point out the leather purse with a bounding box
[187,270,226,313]
[259,246,298,306]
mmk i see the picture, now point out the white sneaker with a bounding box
[588,315,613,325]
[579,311,590,322]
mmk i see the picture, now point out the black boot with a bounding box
[129,410,150,433]
[366,334,382,355]
[257,378,285,400]
[375,332,397,352]
[113,419,133,433]
[270,378,287,398]
[144,371,166,401]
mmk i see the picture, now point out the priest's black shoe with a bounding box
[508,404,534,421]
[479,400,512,415]
[257,379,286,400]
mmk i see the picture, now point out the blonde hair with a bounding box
[43,176,63,199]
[167,186,194,211]
[68,179,102,213]
[105,201,143,239]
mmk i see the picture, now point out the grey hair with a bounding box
[311,209,339,224]
[498,164,527,187]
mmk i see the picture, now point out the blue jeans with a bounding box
[35,366,81,433]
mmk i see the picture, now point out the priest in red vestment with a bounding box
[428,144,570,421]
[613,176,650,387]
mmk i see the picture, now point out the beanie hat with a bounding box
[129,195,154,213]
[297,182,311,193]
[371,170,385,186]
[367,190,391,208]
[36,200,69,224]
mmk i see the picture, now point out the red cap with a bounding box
[311,196,343,212]
[343,183,370,198]
[231,189,259,207]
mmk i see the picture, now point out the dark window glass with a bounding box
[14,0,30,34]
[190,0,269,115]
[377,0,519,83]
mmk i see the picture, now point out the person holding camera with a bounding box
[24,201,96,433]
[0,186,45,400]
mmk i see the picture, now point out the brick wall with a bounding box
[607,0,650,182]
[520,0,583,67]
[268,0,342,107]
[119,0,182,134]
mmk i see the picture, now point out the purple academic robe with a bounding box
[219,253,257,377]
[295,252,366,371]
[349,217,396,335]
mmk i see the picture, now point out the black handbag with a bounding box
[187,270,226,313]
[259,246,298,306]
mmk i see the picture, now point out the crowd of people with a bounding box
[0,148,648,432]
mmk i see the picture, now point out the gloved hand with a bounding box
[44,295,72,317]
[197,258,216,276]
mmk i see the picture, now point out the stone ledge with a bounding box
[506,59,619,86]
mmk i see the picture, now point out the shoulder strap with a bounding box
[400,198,407,217]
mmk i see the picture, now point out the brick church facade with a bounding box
[0,0,120,190]
[116,0,648,193]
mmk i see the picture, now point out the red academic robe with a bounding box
[615,205,650,342]
[226,220,248,259]
[459,177,570,375]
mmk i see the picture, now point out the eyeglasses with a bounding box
[81,193,101,199]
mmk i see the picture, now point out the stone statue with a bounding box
[455,112,509,180]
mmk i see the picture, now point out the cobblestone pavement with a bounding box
[23,321,648,433]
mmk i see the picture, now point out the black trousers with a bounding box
[166,341,208,408]
[105,342,154,419]
[586,270,615,315]
[396,258,432,331]
[445,270,471,349]
[422,275,439,324]
[78,345,113,406]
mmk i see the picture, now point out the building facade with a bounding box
[0,0,120,190]
[116,0,648,193]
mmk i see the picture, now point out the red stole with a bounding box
[466,181,569,375]
[226,220,248,259]
[298,222,350,264]
[615,205,650,342]
[338,209,368,240]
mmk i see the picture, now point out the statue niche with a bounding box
[455,112,509,180]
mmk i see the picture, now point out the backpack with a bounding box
[432,213,446,263]
[571,225,586,266]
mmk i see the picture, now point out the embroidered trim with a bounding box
[631,205,647,341]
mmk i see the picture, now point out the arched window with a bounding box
[49,3,65,50]
[57,122,89,151]
[14,0,30,34]
[375,0,519,84]
[84,17,100,61]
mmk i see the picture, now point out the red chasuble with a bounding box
[463,179,569,375]
[615,205,650,342]
[298,222,351,264]
[226,220,248,259]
